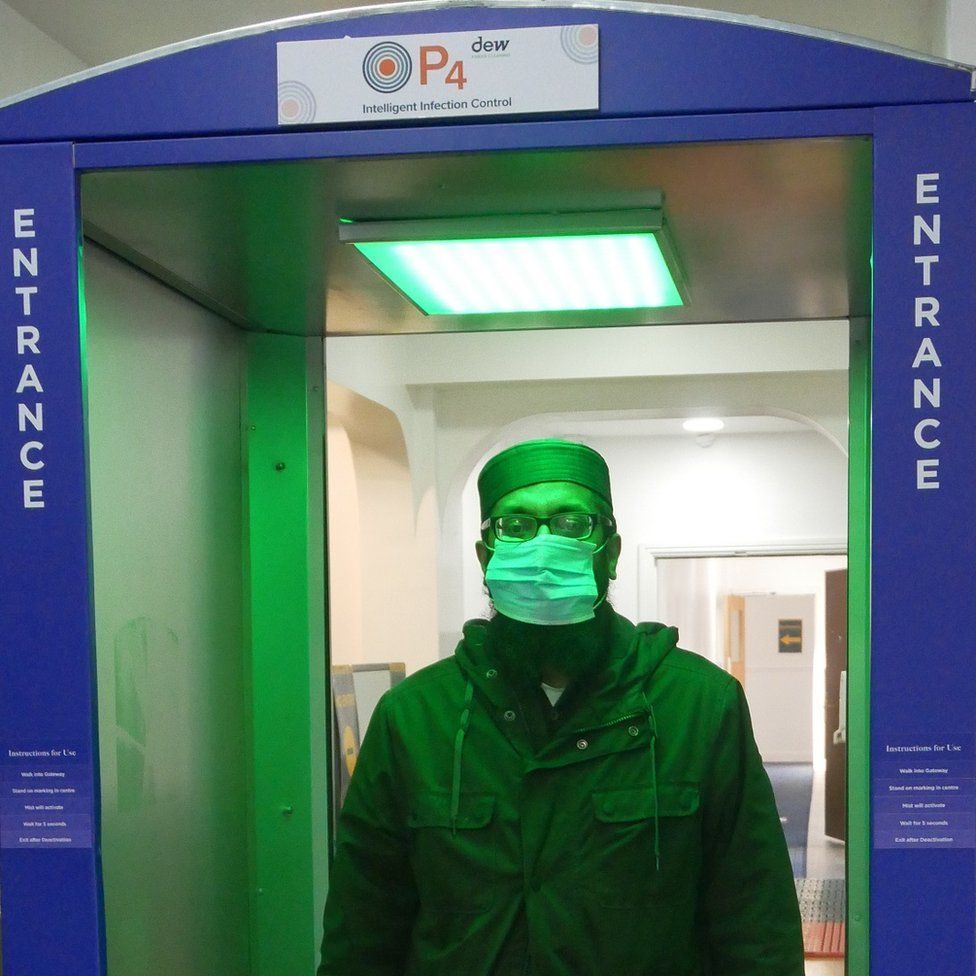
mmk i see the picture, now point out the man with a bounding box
[319,438,804,975]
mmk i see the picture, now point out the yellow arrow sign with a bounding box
[780,635,802,646]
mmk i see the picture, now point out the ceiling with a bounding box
[81,136,871,337]
[5,0,948,72]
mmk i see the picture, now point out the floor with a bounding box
[805,764,845,881]
[803,767,845,974]
[766,762,814,876]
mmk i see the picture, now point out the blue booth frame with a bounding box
[1,3,975,973]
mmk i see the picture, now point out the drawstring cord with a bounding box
[650,733,661,872]
[642,693,661,872]
[451,680,474,836]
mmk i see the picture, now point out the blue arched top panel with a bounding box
[0,1,971,144]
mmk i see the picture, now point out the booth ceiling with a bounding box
[82,136,871,336]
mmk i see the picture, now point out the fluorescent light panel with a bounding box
[341,209,686,316]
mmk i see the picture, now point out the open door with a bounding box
[725,595,746,688]
[824,569,847,843]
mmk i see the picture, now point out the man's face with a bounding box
[476,480,621,595]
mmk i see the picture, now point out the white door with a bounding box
[740,593,815,763]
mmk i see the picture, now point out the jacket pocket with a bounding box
[408,791,497,912]
[580,783,701,905]
[409,790,495,830]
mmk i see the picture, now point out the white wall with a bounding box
[0,0,85,100]
[0,0,950,74]
[326,415,364,664]
[326,382,439,676]
[671,0,945,55]
[944,0,976,62]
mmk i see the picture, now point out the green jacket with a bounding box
[319,613,804,975]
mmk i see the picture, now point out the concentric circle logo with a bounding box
[277,80,317,124]
[560,25,599,64]
[362,41,413,93]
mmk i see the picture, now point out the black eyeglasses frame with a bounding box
[480,512,615,543]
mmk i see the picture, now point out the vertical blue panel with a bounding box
[872,103,976,976]
[0,144,103,975]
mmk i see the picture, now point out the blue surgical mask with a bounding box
[484,534,606,626]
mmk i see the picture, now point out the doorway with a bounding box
[653,552,848,973]
[320,127,865,969]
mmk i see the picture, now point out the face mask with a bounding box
[484,534,605,626]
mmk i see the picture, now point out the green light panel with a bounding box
[353,233,684,315]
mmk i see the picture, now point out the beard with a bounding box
[485,599,613,687]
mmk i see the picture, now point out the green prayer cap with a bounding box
[478,439,613,517]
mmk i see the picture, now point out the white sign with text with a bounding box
[277,25,599,125]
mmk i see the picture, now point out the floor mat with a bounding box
[765,762,814,877]
[795,877,845,958]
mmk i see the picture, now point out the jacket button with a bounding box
[576,738,589,750]
[486,668,498,678]
[628,725,640,736]
[503,710,517,722]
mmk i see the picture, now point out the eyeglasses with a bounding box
[480,512,615,543]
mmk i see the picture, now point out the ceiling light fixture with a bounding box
[682,417,725,434]
[339,207,686,316]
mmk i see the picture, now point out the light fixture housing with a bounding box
[339,207,687,316]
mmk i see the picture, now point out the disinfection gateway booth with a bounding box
[0,4,974,975]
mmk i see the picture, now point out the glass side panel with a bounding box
[84,245,250,976]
